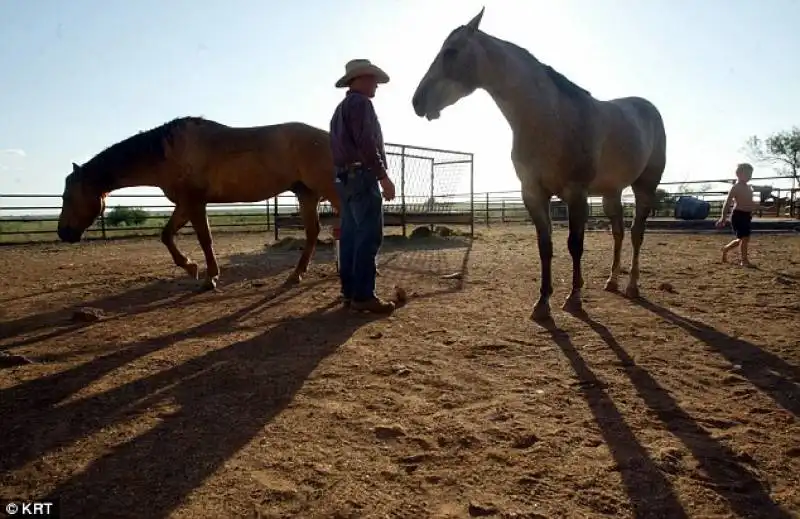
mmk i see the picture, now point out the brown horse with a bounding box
[57,117,341,289]
[412,8,667,322]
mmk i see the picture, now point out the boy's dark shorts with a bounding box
[730,209,752,239]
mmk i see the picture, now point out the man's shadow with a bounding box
[3,300,383,518]
[572,310,791,518]
[630,297,799,418]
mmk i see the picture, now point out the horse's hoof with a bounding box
[530,303,552,322]
[185,262,199,279]
[624,284,640,299]
[284,273,302,286]
[604,280,619,292]
[201,277,218,291]
[561,297,583,314]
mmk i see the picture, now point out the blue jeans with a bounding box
[335,168,384,301]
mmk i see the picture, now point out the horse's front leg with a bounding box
[161,205,198,279]
[188,204,220,290]
[562,188,589,313]
[522,187,554,322]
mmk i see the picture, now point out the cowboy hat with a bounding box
[335,59,390,88]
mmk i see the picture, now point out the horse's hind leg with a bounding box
[187,204,220,290]
[286,191,321,285]
[602,192,625,292]
[161,205,199,280]
[626,178,658,298]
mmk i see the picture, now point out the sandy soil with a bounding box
[1,225,799,519]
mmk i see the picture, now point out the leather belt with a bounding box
[336,162,362,171]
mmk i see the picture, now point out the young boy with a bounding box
[716,163,757,266]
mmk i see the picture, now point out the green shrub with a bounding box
[105,206,148,227]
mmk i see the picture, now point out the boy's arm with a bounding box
[719,186,735,220]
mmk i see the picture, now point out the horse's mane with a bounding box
[498,36,592,100]
[77,116,208,192]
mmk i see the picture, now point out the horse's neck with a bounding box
[89,162,163,193]
[474,33,559,138]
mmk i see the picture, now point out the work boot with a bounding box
[350,296,395,314]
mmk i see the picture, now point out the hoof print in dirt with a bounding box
[511,433,539,449]
[374,424,407,440]
[468,500,499,517]
[391,363,412,376]
[71,307,105,323]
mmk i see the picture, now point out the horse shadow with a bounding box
[0,248,316,355]
[1,300,383,518]
[630,297,800,418]
[573,311,791,518]
[542,322,688,518]
[0,276,335,423]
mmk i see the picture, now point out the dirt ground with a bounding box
[1,224,798,519]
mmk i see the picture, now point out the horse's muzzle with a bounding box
[412,90,426,117]
[57,226,81,243]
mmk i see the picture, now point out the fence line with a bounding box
[1,175,797,244]
[0,143,476,244]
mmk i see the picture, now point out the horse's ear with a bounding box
[72,162,81,173]
[465,6,485,33]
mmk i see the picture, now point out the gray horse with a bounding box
[412,7,667,322]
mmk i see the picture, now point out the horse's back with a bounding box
[165,119,335,203]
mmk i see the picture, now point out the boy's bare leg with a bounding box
[739,237,753,266]
[721,238,740,263]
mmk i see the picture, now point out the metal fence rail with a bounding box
[0,142,476,244]
[1,174,797,245]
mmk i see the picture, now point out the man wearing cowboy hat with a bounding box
[330,58,397,314]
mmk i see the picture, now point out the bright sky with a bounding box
[1,0,799,213]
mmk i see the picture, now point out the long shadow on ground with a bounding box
[0,246,313,352]
[4,232,471,369]
[544,323,688,519]
[0,275,334,431]
[1,300,382,518]
[578,312,792,518]
[235,233,474,302]
[630,297,800,418]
